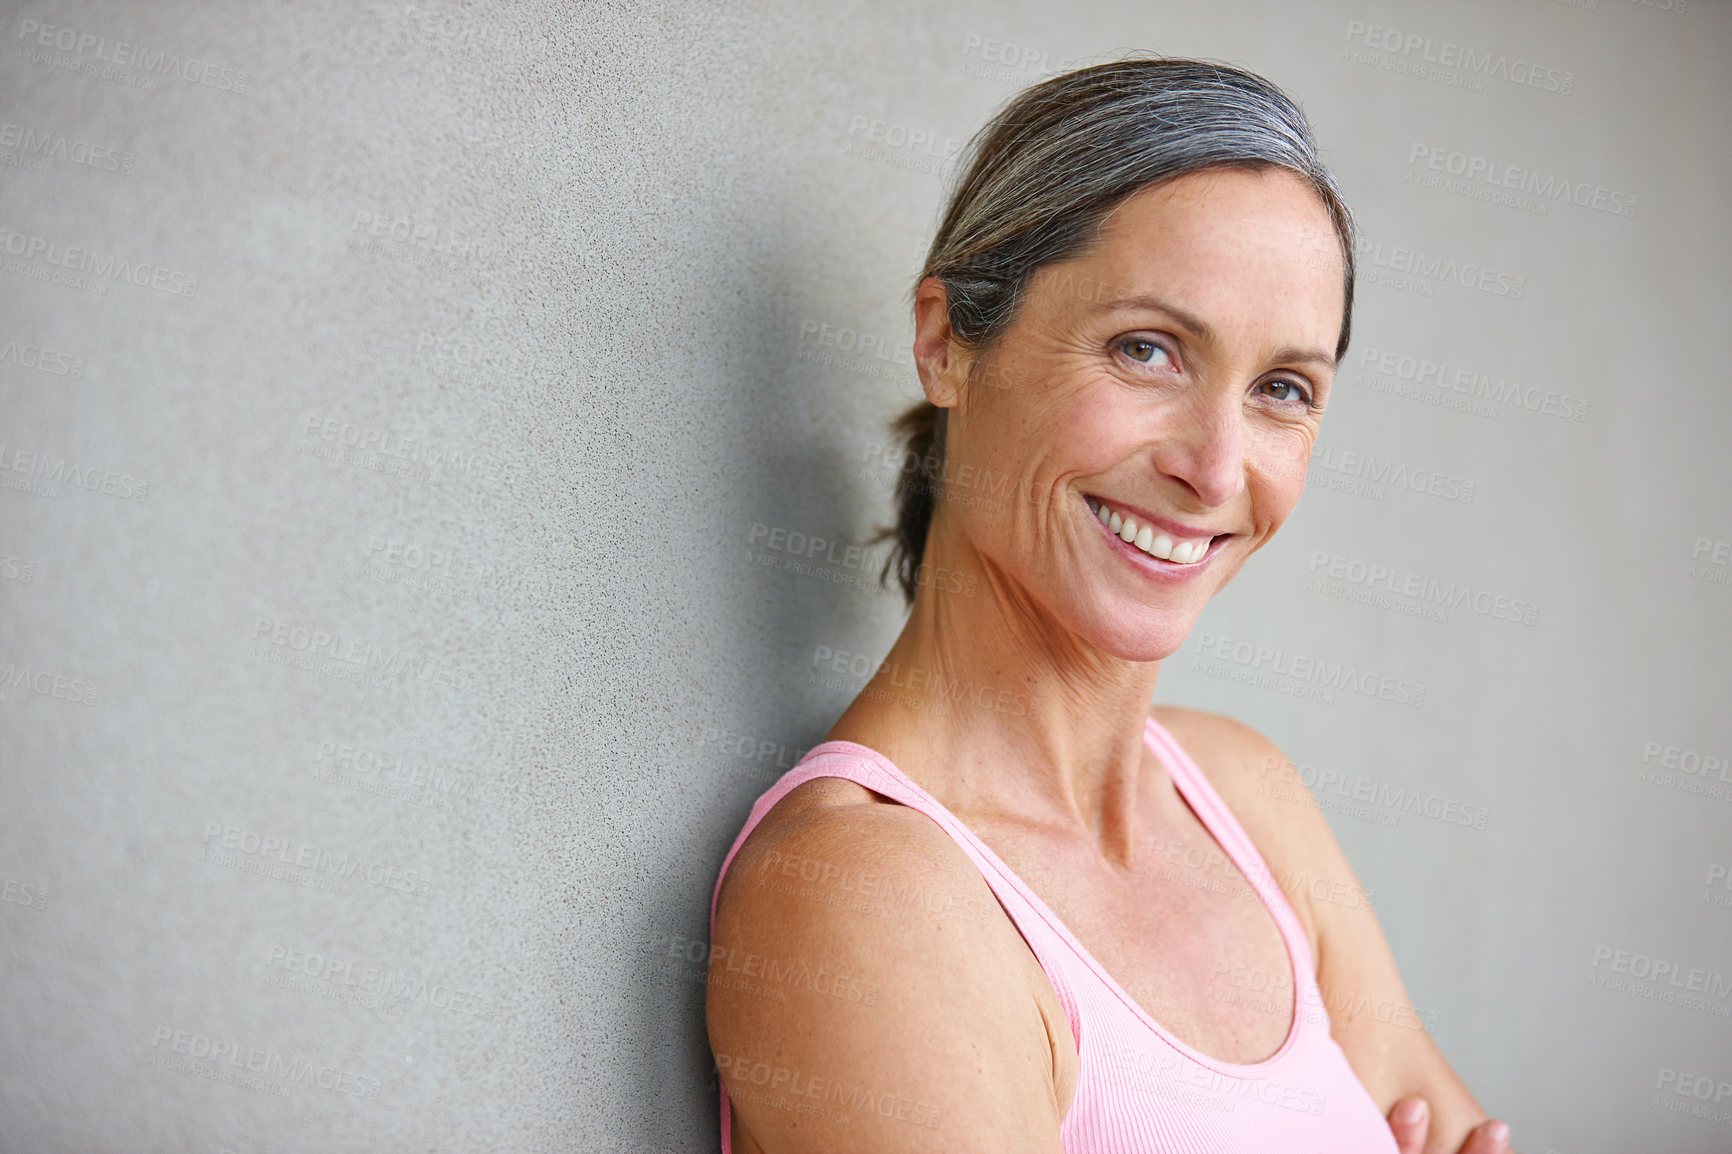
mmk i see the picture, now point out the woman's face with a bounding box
[917,167,1345,662]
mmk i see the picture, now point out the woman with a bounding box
[707,58,1515,1154]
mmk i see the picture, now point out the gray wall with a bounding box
[1,0,1727,1151]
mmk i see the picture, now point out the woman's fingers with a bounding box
[1386,1096,1513,1154]
[1456,1118,1513,1154]
[1387,1096,1430,1154]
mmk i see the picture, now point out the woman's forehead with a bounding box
[1097,170,1339,265]
[1024,173,1340,333]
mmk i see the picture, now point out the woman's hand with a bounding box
[1388,1097,1515,1154]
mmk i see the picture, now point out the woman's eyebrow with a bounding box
[1267,345,1338,371]
[1090,291,1215,339]
[1091,292,1337,370]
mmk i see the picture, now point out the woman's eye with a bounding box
[1119,338,1172,367]
[1257,379,1313,406]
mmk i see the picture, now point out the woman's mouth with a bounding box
[1083,495,1222,566]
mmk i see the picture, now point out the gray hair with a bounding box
[877,56,1358,604]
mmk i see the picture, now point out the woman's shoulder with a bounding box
[715,772,985,918]
[1148,703,1296,808]
[710,771,1031,997]
[707,776,1073,1151]
[1148,704,1313,853]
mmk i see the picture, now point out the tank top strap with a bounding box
[712,726,1390,1154]
[708,741,1088,1031]
[1141,715,1319,989]
[707,742,946,938]
[709,743,1095,1154]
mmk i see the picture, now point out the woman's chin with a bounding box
[1077,602,1199,665]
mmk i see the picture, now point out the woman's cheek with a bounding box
[1250,423,1314,489]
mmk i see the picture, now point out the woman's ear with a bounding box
[912,276,971,409]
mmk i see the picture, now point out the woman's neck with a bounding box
[827,524,1168,860]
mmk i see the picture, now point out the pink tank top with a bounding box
[708,716,1400,1153]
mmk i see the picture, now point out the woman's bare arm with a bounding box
[706,779,1069,1154]
[1153,707,1513,1154]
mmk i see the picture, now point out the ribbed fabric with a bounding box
[709,715,1400,1153]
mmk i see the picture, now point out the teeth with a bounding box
[1088,497,1213,565]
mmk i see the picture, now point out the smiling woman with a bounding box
[708,58,1513,1154]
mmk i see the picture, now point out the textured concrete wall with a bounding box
[0,1,1727,1151]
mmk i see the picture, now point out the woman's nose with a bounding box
[1148,391,1246,509]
